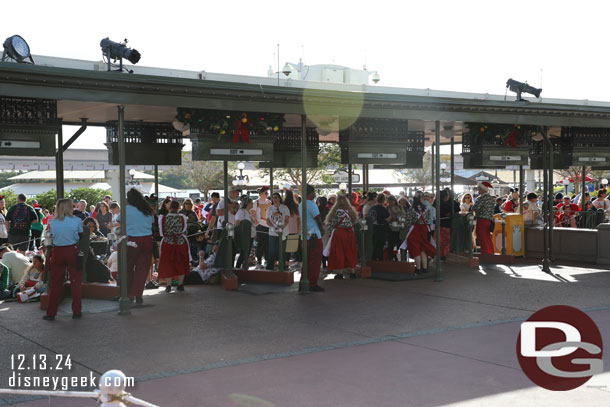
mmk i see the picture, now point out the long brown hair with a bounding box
[325,195,357,225]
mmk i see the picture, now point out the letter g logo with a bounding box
[517,306,603,391]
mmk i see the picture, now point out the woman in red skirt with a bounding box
[324,195,358,279]
[405,194,436,274]
[158,200,190,292]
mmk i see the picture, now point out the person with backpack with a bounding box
[5,194,38,252]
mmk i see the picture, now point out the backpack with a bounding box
[10,204,32,233]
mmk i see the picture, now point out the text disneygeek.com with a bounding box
[8,354,135,391]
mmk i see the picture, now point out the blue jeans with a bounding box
[267,236,286,270]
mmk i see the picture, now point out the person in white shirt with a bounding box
[0,245,31,285]
[460,194,474,213]
[235,197,256,269]
[216,187,241,231]
[107,248,118,281]
[251,186,271,268]
[266,192,290,270]
[592,189,610,210]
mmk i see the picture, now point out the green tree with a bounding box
[258,143,342,188]
[165,152,235,198]
[1,189,18,208]
[396,151,449,189]
[66,188,110,208]
[0,171,21,189]
[32,189,57,211]
[159,170,196,190]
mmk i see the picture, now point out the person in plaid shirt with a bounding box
[473,182,496,254]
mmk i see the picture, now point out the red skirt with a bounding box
[158,241,190,279]
[407,224,436,258]
[327,227,358,270]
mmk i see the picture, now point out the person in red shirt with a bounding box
[502,188,520,213]
[556,196,580,227]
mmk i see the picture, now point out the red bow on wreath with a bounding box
[232,115,250,143]
[504,129,519,147]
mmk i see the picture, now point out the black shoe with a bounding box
[135,297,144,304]
[334,274,344,279]
[145,281,158,290]
[350,273,357,279]
[72,313,82,319]
[43,315,55,321]
[177,285,184,292]
[310,285,325,292]
[165,285,172,293]
[421,268,428,273]
[414,268,421,274]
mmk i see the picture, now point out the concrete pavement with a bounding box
[1,261,610,406]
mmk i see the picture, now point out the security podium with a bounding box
[0,97,59,156]
[179,110,283,162]
[564,127,610,170]
[492,213,525,257]
[339,117,424,168]
[105,121,184,165]
[259,127,319,168]
[462,123,533,169]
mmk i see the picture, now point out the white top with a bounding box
[251,198,271,227]
[216,198,236,229]
[362,202,374,217]
[267,204,290,239]
[1,251,31,285]
[108,251,118,273]
[235,208,256,238]
[593,198,610,210]
[460,202,473,212]
[0,213,7,239]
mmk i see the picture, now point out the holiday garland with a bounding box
[175,108,285,141]
[466,122,537,147]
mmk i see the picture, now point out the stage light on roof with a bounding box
[2,35,34,64]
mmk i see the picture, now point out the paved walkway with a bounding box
[1,261,610,406]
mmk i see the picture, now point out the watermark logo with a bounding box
[517,305,603,391]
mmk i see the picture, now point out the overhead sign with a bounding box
[210,148,263,156]
[0,140,41,149]
[578,157,607,163]
[333,171,360,183]
[356,152,398,159]
[489,155,523,161]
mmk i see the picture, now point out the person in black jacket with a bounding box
[436,188,460,260]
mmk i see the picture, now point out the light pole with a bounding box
[440,162,450,186]
[233,162,249,188]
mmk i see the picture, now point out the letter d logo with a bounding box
[517,305,603,391]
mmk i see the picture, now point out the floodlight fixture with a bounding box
[506,78,542,101]
[370,71,380,84]
[100,37,141,73]
[1,35,34,63]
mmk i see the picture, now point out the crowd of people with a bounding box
[1,180,609,320]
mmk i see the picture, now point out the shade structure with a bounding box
[339,117,424,167]
[105,121,183,165]
[0,97,59,156]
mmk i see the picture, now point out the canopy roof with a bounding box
[2,55,610,148]
[8,170,154,181]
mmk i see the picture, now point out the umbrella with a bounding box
[566,175,594,183]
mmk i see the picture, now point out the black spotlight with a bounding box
[100,37,141,73]
[1,35,34,64]
[506,78,542,101]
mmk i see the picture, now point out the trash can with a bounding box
[492,213,525,257]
